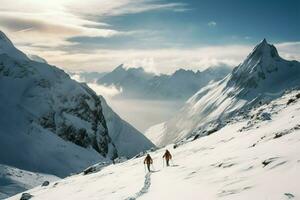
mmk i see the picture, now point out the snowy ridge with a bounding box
[8,89,300,200]
[27,54,48,64]
[0,31,28,61]
[146,39,300,147]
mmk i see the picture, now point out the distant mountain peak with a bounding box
[114,64,126,72]
[173,68,193,74]
[246,38,280,62]
[113,64,146,73]
[261,38,267,44]
[234,39,281,75]
[231,39,299,90]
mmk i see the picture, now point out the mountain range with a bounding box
[97,64,231,100]
[146,39,300,147]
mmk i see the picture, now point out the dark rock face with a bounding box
[20,193,33,200]
[36,82,118,159]
[42,181,50,187]
[82,162,110,175]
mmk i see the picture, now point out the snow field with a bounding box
[9,90,300,200]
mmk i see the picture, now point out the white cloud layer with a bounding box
[275,41,300,61]
[70,73,122,98]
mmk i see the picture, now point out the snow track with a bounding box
[125,172,151,200]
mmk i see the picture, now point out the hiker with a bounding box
[163,149,172,167]
[144,154,153,172]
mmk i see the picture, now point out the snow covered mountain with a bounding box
[0,30,153,178]
[97,64,231,100]
[0,30,118,177]
[146,39,300,147]
[8,89,300,200]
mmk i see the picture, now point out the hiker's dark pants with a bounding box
[147,164,151,172]
[166,159,170,166]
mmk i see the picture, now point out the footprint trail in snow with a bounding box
[125,172,152,200]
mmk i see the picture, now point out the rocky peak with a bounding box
[246,38,280,62]
[230,39,299,91]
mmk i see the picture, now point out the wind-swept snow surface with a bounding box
[9,90,300,200]
[0,165,59,199]
[146,39,300,147]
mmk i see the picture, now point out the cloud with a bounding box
[276,41,300,61]
[0,0,188,50]
[86,83,122,98]
[0,11,125,49]
[70,73,122,98]
[0,14,81,35]
[66,0,188,17]
[208,21,217,27]
[27,44,250,74]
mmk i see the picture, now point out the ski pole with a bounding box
[144,164,146,173]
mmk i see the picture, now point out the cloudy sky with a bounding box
[0,0,299,73]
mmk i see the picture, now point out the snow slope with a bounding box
[9,89,300,200]
[99,96,154,158]
[146,39,300,146]
[0,164,59,199]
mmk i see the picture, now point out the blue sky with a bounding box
[0,0,299,73]
[69,0,300,49]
